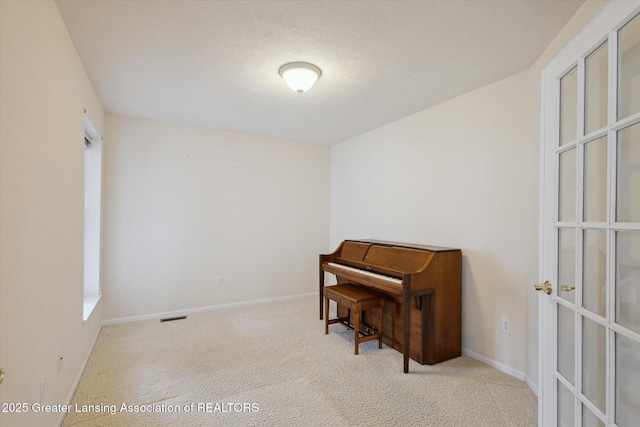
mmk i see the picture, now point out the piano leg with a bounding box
[319,262,325,320]
[403,286,411,373]
[319,289,324,320]
[324,294,329,335]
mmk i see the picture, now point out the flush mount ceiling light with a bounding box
[279,62,322,94]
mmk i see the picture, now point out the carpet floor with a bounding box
[62,294,537,426]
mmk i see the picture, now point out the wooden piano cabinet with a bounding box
[321,240,462,370]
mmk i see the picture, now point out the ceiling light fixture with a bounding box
[279,62,322,94]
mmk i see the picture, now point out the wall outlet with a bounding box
[501,318,511,335]
[217,276,224,286]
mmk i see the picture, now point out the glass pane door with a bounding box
[543,4,640,426]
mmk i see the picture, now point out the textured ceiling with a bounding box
[56,0,583,145]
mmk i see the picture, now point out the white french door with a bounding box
[540,2,640,426]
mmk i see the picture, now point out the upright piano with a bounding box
[320,240,461,373]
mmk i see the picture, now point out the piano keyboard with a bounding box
[326,262,402,285]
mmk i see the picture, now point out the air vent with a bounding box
[160,316,186,322]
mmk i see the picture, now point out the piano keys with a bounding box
[320,240,462,372]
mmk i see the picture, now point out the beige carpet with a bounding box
[62,295,537,426]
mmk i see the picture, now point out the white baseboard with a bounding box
[56,321,102,427]
[462,347,526,382]
[102,292,317,326]
[462,347,539,398]
[525,374,539,398]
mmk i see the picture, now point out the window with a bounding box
[84,114,102,322]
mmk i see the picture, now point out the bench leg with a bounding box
[354,303,361,355]
[324,297,330,335]
[378,298,384,349]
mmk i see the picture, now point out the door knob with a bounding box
[0,368,4,384]
[561,285,576,292]
[534,281,553,295]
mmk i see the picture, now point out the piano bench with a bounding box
[323,284,385,355]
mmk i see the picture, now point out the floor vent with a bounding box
[160,316,187,322]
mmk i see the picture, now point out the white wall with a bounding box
[330,0,609,389]
[0,1,105,426]
[101,114,329,321]
[331,70,536,379]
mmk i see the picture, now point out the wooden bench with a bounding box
[323,284,384,355]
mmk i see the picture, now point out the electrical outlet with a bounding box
[501,318,511,335]
[217,276,224,286]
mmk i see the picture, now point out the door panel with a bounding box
[583,137,607,222]
[582,229,606,317]
[615,231,640,334]
[582,317,606,411]
[615,333,640,425]
[558,381,575,426]
[618,15,640,120]
[558,228,577,304]
[585,43,608,134]
[560,67,579,146]
[557,304,576,384]
[616,124,640,222]
[559,148,577,222]
[540,2,640,426]
[582,407,605,427]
